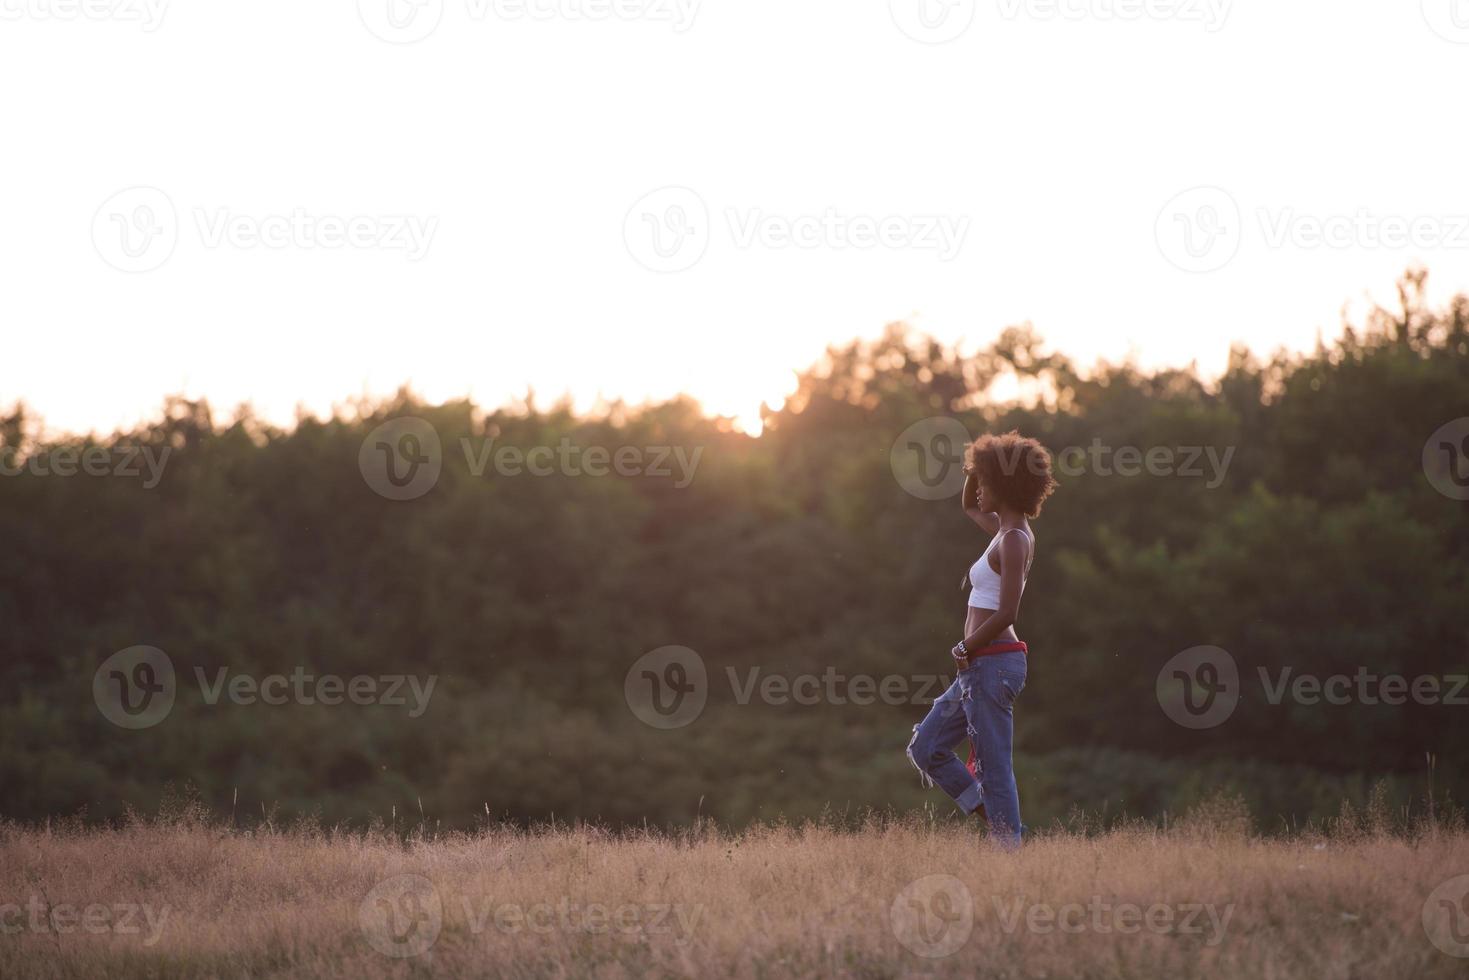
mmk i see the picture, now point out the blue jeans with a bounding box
[906,650,1028,845]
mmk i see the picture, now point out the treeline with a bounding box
[2,271,1467,832]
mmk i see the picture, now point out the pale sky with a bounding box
[3,1,1468,435]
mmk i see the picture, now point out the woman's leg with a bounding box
[906,677,985,814]
[964,652,1028,845]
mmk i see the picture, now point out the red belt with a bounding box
[957,640,1027,669]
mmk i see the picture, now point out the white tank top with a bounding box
[967,527,1034,609]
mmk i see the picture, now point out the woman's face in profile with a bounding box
[976,479,995,513]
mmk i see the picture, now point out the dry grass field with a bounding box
[3,801,1469,979]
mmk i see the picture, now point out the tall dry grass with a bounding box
[2,798,1468,979]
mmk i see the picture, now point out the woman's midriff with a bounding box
[965,606,1019,645]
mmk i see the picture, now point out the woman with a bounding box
[906,431,1057,846]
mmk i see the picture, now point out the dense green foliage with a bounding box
[3,272,1467,832]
